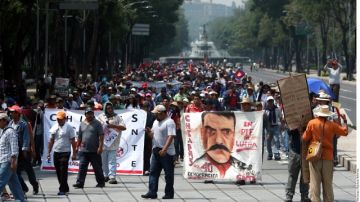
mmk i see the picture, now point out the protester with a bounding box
[141,105,176,199]
[97,102,126,184]
[284,128,310,202]
[0,113,25,202]
[303,105,348,202]
[47,111,77,195]
[8,105,39,195]
[73,107,105,189]
[185,94,203,113]
[264,96,282,160]
[323,59,342,102]
[32,100,45,166]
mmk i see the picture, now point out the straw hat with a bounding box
[241,97,252,104]
[316,92,331,101]
[315,105,334,117]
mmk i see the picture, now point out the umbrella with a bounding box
[306,77,336,99]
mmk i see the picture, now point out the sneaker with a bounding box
[162,195,174,199]
[95,183,105,188]
[274,154,281,161]
[1,193,11,200]
[284,195,292,202]
[144,170,150,176]
[104,176,110,182]
[267,156,273,160]
[72,183,84,189]
[108,179,118,184]
[57,192,66,196]
[141,193,157,199]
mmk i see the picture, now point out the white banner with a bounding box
[41,109,146,175]
[183,111,263,181]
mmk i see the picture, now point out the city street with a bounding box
[23,156,356,202]
[245,66,357,126]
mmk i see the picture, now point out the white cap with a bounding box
[151,105,167,113]
[0,113,9,121]
[131,88,136,92]
[266,96,274,101]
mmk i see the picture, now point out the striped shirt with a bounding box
[0,127,19,163]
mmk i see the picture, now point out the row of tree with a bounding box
[0,0,188,83]
[208,0,356,80]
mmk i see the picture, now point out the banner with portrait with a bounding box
[41,109,146,175]
[182,111,263,181]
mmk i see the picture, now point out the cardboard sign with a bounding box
[277,74,312,130]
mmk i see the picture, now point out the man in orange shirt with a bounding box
[302,105,348,202]
[185,94,203,113]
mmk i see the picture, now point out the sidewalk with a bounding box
[22,159,356,202]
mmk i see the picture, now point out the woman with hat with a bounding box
[303,105,348,202]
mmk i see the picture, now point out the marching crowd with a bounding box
[0,59,349,202]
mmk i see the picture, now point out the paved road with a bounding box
[244,66,357,126]
[21,157,356,202]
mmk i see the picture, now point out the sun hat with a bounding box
[315,105,334,117]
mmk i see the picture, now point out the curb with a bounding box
[337,153,357,173]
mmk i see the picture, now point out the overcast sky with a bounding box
[200,0,245,7]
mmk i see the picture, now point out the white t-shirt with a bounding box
[152,117,176,155]
[325,65,341,84]
[49,122,75,152]
[97,113,126,151]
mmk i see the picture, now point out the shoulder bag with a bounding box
[306,120,326,162]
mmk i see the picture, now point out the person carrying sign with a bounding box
[47,111,76,195]
[97,102,126,184]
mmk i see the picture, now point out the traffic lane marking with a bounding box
[341,89,352,92]
[340,95,356,101]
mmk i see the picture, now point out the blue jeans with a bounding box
[101,150,117,178]
[282,129,289,154]
[0,162,25,202]
[266,125,281,157]
[148,151,175,197]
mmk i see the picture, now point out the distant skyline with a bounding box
[200,0,245,7]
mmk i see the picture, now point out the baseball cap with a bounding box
[146,93,152,97]
[8,105,22,113]
[85,107,94,114]
[0,113,9,121]
[131,88,136,92]
[151,105,166,114]
[56,111,66,120]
